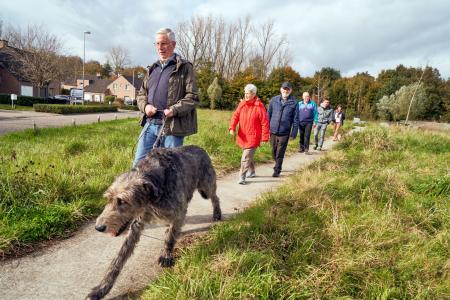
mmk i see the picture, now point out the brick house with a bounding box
[84,79,113,102]
[0,39,60,97]
[108,75,143,103]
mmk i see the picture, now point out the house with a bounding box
[108,75,143,103]
[84,79,113,102]
[0,39,60,97]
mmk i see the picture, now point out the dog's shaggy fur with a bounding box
[87,145,222,300]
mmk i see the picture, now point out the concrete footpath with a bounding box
[0,109,141,136]
[0,138,338,300]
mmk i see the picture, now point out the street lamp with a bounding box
[82,31,91,104]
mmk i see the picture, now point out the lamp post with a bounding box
[82,31,91,104]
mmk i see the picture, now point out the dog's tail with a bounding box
[87,219,144,300]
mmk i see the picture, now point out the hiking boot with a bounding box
[246,171,256,178]
[298,149,305,153]
[317,147,322,151]
[238,176,246,185]
[313,145,318,150]
[272,171,280,177]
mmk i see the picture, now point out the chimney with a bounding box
[0,40,8,49]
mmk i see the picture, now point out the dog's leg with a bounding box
[211,194,222,221]
[87,219,144,300]
[158,216,184,267]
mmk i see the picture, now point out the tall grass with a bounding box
[141,126,449,299]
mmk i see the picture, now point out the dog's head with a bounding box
[94,170,160,237]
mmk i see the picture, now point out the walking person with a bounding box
[291,92,318,154]
[333,105,345,141]
[229,84,270,185]
[267,82,298,177]
[314,98,334,151]
[134,28,198,167]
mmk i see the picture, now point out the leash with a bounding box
[131,110,166,156]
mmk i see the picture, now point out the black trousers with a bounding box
[270,133,289,173]
[299,122,313,151]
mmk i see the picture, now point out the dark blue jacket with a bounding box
[267,95,298,136]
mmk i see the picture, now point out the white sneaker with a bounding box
[246,171,256,178]
[238,176,246,185]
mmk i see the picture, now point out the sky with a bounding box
[1,0,449,79]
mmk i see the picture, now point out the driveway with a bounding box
[0,109,141,135]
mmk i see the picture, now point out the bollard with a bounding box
[72,118,76,126]
[33,120,37,131]
[97,115,101,123]
[115,114,117,120]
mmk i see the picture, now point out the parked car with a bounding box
[124,97,137,105]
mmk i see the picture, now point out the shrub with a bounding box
[105,95,115,103]
[33,104,118,114]
[113,98,124,107]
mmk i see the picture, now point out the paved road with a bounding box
[0,109,141,135]
[0,136,340,300]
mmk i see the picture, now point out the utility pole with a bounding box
[82,31,91,104]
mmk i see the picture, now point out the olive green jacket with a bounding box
[137,55,198,136]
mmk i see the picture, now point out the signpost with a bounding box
[11,94,17,109]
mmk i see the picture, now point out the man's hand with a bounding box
[145,104,157,117]
[164,109,174,118]
[313,123,317,129]
[229,130,235,135]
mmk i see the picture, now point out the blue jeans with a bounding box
[314,123,328,148]
[133,122,184,167]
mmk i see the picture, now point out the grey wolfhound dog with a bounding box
[87,145,222,300]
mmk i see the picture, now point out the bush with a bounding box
[105,95,115,103]
[33,104,118,114]
[113,98,124,107]
[0,94,64,106]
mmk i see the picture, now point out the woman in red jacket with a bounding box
[229,84,270,185]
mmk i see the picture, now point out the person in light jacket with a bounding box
[314,98,334,151]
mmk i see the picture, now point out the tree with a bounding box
[101,60,113,78]
[2,24,63,97]
[57,55,82,82]
[376,83,426,121]
[207,77,222,110]
[84,60,102,76]
[108,46,130,75]
[266,66,302,98]
[313,67,341,101]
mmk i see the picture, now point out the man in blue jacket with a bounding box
[267,82,298,177]
[291,92,318,154]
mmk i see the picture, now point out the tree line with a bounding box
[1,17,448,121]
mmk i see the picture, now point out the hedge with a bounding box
[0,93,65,106]
[33,104,118,114]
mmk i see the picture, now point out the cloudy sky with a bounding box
[1,0,449,78]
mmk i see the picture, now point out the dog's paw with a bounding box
[86,291,101,300]
[213,211,222,221]
[158,255,175,268]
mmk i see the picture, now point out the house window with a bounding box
[21,85,33,96]
[125,84,129,90]
[113,83,118,90]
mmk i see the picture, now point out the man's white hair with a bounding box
[244,84,257,94]
[156,28,176,42]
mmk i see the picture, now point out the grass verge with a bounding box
[140,126,449,299]
[0,104,34,111]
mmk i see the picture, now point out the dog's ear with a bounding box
[142,180,160,200]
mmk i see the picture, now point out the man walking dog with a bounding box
[267,82,298,177]
[134,28,198,167]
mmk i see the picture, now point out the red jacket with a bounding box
[229,97,270,149]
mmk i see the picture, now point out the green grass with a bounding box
[0,104,34,111]
[1,109,332,256]
[140,126,449,299]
